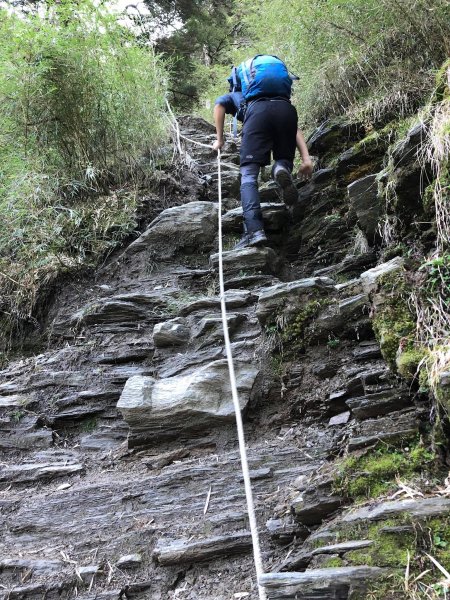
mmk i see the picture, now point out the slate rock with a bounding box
[118,359,258,442]
[341,497,450,525]
[347,174,382,244]
[256,278,335,325]
[266,517,309,544]
[0,461,84,484]
[69,291,177,327]
[193,313,245,342]
[0,558,64,575]
[292,479,344,526]
[116,554,142,569]
[153,532,252,565]
[225,274,278,291]
[346,390,410,419]
[210,246,280,276]
[328,412,351,426]
[306,293,369,342]
[391,122,426,168]
[222,203,288,232]
[127,201,218,255]
[153,318,190,347]
[260,567,384,599]
[0,395,32,408]
[78,565,100,583]
[307,119,365,155]
[180,290,256,316]
[336,141,386,182]
[360,257,404,296]
[312,540,374,558]
[352,341,382,361]
[348,409,420,450]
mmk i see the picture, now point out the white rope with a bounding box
[166,105,267,599]
[216,148,267,600]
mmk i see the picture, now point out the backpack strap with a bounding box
[240,60,251,88]
[231,67,239,92]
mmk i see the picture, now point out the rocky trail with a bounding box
[0,116,446,600]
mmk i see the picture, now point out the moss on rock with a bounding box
[371,271,416,371]
[396,346,427,380]
[334,440,435,501]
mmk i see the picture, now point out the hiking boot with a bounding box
[275,168,298,206]
[234,229,268,250]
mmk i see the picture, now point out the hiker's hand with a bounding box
[298,159,313,179]
[213,138,224,152]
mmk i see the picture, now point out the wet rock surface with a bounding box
[0,117,435,600]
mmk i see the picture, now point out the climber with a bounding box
[212,54,313,250]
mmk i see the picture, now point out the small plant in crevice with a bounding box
[327,335,340,350]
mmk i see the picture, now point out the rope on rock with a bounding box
[167,104,267,600]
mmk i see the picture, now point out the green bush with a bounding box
[0,0,168,338]
[228,0,450,127]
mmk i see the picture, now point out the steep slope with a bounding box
[0,115,447,600]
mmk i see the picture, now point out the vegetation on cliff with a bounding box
[0,0,168,344]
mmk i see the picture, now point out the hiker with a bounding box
[213,54,313,249]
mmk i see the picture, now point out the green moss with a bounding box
[321,556,344,568]
[317,513,450,597]
[427,517,450,568]
[335,440,435,500]
[279,298,332,352]
[371,271,416,371]
[81,417,98,433]
[396,347,427,380]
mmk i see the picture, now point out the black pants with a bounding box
[239,98,298,232]
[240,98,298,168]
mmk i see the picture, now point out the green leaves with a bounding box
[0,1,169,332]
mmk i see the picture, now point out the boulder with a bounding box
[117,360,259,443]
[127,201,218,255]
[153,318,190,347]
[256,277,335,325]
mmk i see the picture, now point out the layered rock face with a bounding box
[0,115,442,600]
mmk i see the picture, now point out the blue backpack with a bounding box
[228,54,298,101]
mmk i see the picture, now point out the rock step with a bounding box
[210,246,281,277]
[153,531,252,565]
[260,567,385,599]
[222,203,288,233]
